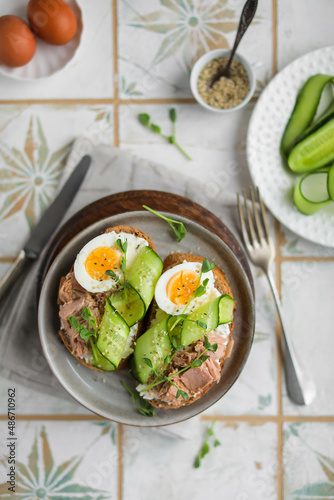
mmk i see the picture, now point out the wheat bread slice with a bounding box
[144,253,235,409]
[58,225,156,372]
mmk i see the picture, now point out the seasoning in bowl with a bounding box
[197,57,250,109]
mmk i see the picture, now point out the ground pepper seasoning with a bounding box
[197,57,250,109]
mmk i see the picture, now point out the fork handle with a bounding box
[266,270,316,405]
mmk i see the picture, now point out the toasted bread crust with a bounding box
[58,225,154,373]
[144,253,235,409]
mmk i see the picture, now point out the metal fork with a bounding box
[237,187,316,405]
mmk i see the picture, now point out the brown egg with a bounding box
[0,15,36,67]
[27,0,77,46]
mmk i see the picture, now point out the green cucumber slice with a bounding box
[127,246,163,309]
[288,118,334,172]
[96,298,130,369]
[133,316,172,384]
[95,245,163,365]
[328,163,334,201]
[108,284,145,327]
[280,74,334,159]
[90,339,116,371]
[181,295,234,346]
[299,99,334,142]
[293,170,332,215]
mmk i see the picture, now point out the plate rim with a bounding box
[247,45,334,248]
[38,190,255,426]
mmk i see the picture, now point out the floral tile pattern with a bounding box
[279,226,334,258]
[122,421,278,500]
[117,0,273,98]
[281,261,334,416]
[0,421,118,498]
[0,104,113,257]
[283,422,334,499]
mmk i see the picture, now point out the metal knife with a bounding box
[0,154,91,302]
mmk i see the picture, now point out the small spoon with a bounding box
[207,0,258,89]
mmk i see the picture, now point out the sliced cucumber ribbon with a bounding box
[96,246,163,370]
[134,315,172,384]
[280,74,334,160]
[181,294,234,346]
[288,117,334,172]
[133,294,235,384]
[293,165,334,215]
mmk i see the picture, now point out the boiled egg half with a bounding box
[154,261,214,316]
[74,231,148,293]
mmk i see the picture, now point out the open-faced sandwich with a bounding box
[132,253,235,409]
[58,226,163,372]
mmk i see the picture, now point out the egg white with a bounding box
[154,261,215,316]
[74,231,148,293]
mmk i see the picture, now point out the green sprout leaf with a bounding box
[106,269,117,278]
[196,321,207,329]
[121,381,155,417]
[169,108,177,123]
[171,336,179,350]
[68,307,98,341]
[138,109,192,160]
[194,421,220,468]
[176,389,189,401]
[202,258,215,273]
[143,357,153,368]
[138,113,150,126]
[142,205,187,242]
[150,123,161,134]
[78,327,93,341]
[68,316,79,331]
[116,238,127,253]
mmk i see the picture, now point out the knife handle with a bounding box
[0,250,28,304]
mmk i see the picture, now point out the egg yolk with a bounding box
[85,246,121,281]
[166,270,200,306]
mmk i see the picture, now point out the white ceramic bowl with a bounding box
[190,49,256,113]
[0,0,83,81]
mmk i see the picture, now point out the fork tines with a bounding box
[237,187,271,248]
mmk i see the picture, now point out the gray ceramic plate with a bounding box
[38,208,254,426]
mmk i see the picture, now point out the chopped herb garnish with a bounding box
[143,205,187,242]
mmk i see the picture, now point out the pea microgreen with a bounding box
[121,381,155,417]
[105,238,129,299]
[138,108,192,160]
[194,421,221,468]
[142,205,187,242]
[68,306,98,342]
[141,334,217,401]
[169,258,215,331]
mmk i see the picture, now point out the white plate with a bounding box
[0,0,83,80]
[247,46,334,248]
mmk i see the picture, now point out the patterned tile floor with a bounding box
[0,1,333,499]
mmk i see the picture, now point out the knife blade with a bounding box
[0,154,91,302]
